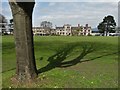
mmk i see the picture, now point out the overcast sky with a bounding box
[1,0,119,28]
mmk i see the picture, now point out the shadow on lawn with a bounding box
[2,42,117,74]
[81,52,118,63]
[2,68,16,73]
[37,42,95,73]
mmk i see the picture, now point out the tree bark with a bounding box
[9,1,38,81]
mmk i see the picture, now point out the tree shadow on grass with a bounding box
[2,68,16,73]
[37,42,95,74]
[80,52,118,63]
[2,42,117,74]
[60,43,95,67]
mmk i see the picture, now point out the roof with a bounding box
[33,27,51,30]
[33,27,43,29]
[56,27,63,29]
[64,24,71,27]
[84,27,91,29]
[71,26,84,29]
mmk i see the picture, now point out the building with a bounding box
[91,27,120,36]
[56,24,72,36]
[33,27,51,36]
[50,28,56,35]
[71,24,91,36]
[0,20,8,35]
[91,30,101,36]
[32,24,92,36]
[0,18,14,35]
[56,24,91,36]
[82,24,92,36]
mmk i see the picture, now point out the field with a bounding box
[2,36,118,88]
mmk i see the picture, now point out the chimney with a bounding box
[86,24,88,27]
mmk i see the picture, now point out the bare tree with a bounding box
[9,0,38,81]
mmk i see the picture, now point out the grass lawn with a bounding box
[2,36,118,88]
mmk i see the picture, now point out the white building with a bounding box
[56,24,72,36]
[0,22,8,35]
[32,24,92,36]
[82,24,92,36]
[56,24,92,36]
[33,27,50,36]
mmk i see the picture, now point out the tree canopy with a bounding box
[97,15,116,36]
[40,21,52,29]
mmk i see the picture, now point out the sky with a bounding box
[1,0,119,28]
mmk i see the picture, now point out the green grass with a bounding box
[2,36,118,88]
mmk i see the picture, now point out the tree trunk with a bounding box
[9,1,38,81]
